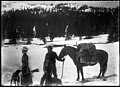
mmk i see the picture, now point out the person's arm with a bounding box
[54,52,65,62]
[25,54,29,67]
[22,54,29,68]
[44,54,47,64]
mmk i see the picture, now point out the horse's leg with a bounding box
[97,69,102,78]
[76,66,80,81]
[17,80,19,86]
[79,66,84,81]
[102,58,108,77]
[97,63,103,78]
[102,69,106,77]
[98,55,108,78]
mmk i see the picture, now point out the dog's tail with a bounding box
[10,79,12,86]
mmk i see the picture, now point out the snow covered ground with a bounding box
[1,34,119,86]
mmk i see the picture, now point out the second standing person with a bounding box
[44,45,65,78]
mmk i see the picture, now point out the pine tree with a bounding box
[107,7,119,43]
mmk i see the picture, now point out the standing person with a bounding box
[40,58,53,86]
[40,45,65,86]
[45,45,65,78]
[21,46,33,86]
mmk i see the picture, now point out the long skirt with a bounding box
[21,67,33,86]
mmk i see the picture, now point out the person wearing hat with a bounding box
[40,45,65,85]
[40,57,53,86]
[21,46,33,86]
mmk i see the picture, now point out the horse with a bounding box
[58,45,108,81]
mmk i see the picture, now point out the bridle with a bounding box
[63,47,68,57]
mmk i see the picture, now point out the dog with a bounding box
[10,69,22,86]
[49,77,62,86]
[45,74,62,86]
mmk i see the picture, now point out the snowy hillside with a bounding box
[2,1,118,15]
[1,34,119,86]
[1,1,79,14]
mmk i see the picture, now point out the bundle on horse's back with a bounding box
[77,43,97,64]
[77,43,97,55]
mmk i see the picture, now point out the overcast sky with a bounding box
[2,1,119,8]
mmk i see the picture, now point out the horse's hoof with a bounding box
[97,76,100,79]
[76,78,79,81]
[100,76,107,81]
[81,79,86,83]
[103,78,107,81]
[82,79,85,81]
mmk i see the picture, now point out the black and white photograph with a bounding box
[1,1,119,86]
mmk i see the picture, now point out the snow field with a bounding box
[1,34,119,86]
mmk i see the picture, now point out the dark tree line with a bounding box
[1,4,119,44]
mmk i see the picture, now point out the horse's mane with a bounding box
[67,46,77,52]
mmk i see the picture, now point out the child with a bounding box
[21,46,33,86]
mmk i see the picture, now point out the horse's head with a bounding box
[59,45,67,59]
[16,69,22,74]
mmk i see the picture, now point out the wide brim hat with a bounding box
[22,46,28,51]
[44,44,54,48]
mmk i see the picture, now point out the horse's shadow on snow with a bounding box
[79,74,117,83]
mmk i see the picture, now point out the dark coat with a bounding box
[45,51,62,64]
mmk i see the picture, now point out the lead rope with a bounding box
[60,56,66,80]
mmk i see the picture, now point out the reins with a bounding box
[60,56,66,80]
